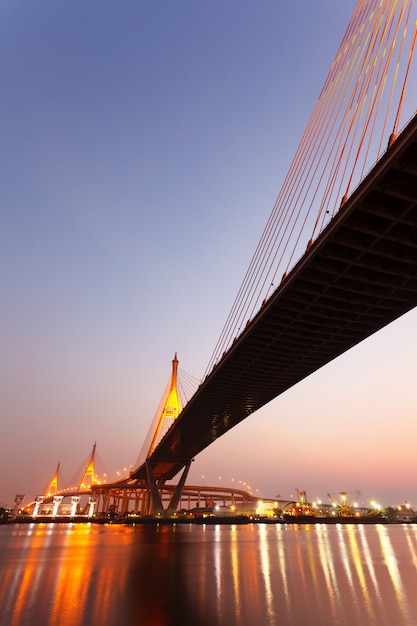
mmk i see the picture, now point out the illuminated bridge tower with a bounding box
[30,461,62,517]
[143,352,191,516]
[78,442,97,490]
[44,461,61,498]
[126,352,192,517]
[147,352,182,457]
[90,354,191,517]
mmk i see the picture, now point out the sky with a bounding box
[1,0,416,509]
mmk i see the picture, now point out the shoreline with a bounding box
[3,514,413,526]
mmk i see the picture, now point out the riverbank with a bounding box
[5,513,413,525]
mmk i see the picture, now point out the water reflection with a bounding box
[376,524,412,624]
[315,524,341,618]
[258,523,275,625]
[229,525,242,623]
[275,524,291,616]
[1,523,417,625]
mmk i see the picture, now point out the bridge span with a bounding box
[131,113,417,486]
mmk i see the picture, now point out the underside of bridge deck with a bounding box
[131,114,417,484]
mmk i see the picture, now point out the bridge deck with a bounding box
[131,114,417,483]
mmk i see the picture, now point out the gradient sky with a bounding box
[1,1,416,509]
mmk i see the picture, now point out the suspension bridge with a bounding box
[18,1,417,520]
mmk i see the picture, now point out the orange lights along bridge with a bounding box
[130,113,417,497]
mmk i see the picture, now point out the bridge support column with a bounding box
[166,460,192,516]
[12,495,25,519]
[32,496,44,518]
[145,460,192,517]
[88,495,98,518]
[52,495,63,518]
[70,496,81,518]
[145,460,164,516]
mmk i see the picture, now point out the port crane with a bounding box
[327,492,358,517]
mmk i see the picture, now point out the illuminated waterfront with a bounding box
[1,522,417,626]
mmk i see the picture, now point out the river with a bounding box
[1,522,417,626]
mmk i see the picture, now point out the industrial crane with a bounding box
[327,491,358,517]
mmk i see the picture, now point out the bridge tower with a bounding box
[78,442,97,490]
[44,461,61,498]
[143,353,192,517]
[90,355,190,518]
[123,353,193,518]
[147,352,181,456]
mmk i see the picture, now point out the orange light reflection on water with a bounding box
[274,525,291,616]
[258,523,275,625]
[2,524,133,626]
[229,525,243,624]
[2,522,417,625]
[315,524,341,619]
[376,524,414,624]
[346,524,376,623]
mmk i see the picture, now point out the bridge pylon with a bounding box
[143,457,192,517]
[147,352,182,457]
[105,353,192,518]
[142,353,190,516]
[91,355,193,518]
[78,442,97,490]
[43,461,61,498]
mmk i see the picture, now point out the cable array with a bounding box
[204,0,417,378]
[177,368,201,407]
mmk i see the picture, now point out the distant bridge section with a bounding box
[131,113,417,483]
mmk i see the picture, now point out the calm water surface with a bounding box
[1,522,417,626]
